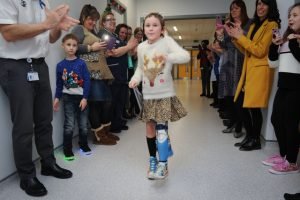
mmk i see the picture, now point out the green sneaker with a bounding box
[63,149,75,161]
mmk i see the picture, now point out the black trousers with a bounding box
[271,88,300,163]
[0,58,55,180]
[110,81,127,130]
[201,66,212,95]
[236,92,262,139]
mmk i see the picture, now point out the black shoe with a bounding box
[284,193,300,200]
[20,177,47,197]
[233,131,243,138]
[222,125,235,133]
[121,119,127,125]
[234,136,250,147]
[200,93,206,97]
[122,112,133,119]
[41,163,72,179]
[219,112,231,119]
[239,138,261,151]
[210,102,218,107]
[121,125,129,130]
[79,144,92,155]
[213,104,219,108]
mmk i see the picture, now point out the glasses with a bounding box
[105,18,116,22]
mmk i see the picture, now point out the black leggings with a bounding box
[236,92,262,139]
[88,101,112,129]
[271,89,300,163]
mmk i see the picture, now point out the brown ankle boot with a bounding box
[104,125,120,141]
[94,127,117,145]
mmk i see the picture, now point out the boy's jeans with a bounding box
[62,94,89,149]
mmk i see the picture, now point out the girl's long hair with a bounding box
[282,3,300,41]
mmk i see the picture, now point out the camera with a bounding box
[102,34,116,50]
[272,29,280,39]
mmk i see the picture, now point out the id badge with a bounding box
[27,71,39,81]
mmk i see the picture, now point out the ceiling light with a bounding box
[173,26,178,32]
[179,35,182,40]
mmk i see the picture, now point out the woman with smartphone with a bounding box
[217,0,251,138]
[72,5,118,145]
[266,3,300,175]
[225,0,281,151]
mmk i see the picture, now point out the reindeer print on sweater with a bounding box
[143,54,166,87]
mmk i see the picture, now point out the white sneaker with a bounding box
[153,162,168,179]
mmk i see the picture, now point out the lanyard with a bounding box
[39,0,45,9]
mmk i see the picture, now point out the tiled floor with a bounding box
[0,79,299,200]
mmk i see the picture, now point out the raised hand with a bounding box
[127,37,139,50]
[44,4,79,31]
[57,15,79,31]
[91,41,107,51]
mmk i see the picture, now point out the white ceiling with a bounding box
[165,18,217,48]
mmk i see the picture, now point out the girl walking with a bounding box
[129,12,190,179]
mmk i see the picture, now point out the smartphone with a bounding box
[215,15,223,29]
[272,28,280,39]
[102,34,116,50]
[216,15,222,25]
[226,22,235,28]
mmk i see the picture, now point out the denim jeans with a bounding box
[62,94,89,148]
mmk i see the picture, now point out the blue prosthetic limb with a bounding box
[165,123,173,157]
[156,123,170,161]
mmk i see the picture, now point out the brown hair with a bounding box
[62,33,79,44]
[134,27,143,36]
[229,0,249,27]
[282,3,300,41]
[100,12,114,28]
[144,12,165,30]
[143,12,165,37]
[79,4,100,25]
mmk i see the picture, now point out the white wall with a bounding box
[0,0,136,181]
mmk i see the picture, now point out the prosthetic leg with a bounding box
[155,122,172,179]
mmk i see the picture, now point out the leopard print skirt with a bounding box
[140,96,187,123]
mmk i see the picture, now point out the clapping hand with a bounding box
[44,4,79,31]
[224,22,243,39]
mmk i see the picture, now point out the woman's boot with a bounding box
[103,123,120,141]
[92,126,116,145]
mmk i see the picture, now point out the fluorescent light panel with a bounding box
[173,26,178,31]
[179,35,182,40]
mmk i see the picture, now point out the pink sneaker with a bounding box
[262,154,285,166]
[268,160,299,175]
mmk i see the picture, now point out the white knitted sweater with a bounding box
[131,36,190,100]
